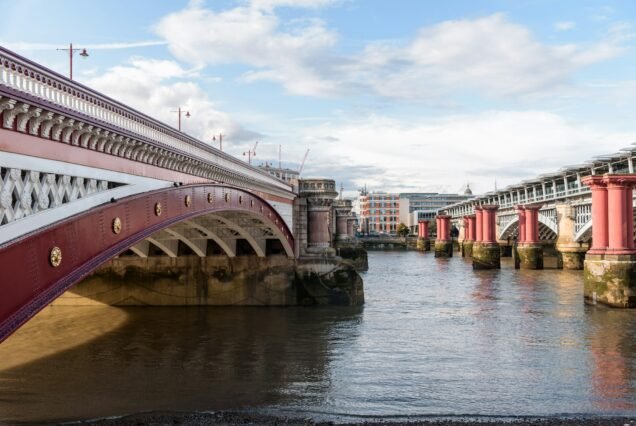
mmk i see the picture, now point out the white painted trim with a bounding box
[0,152,171,245]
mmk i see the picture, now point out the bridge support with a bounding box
[434,215,452,257]
[417,220,431,251]
[461,215,475,257]
[515,205,544,270]
[473,206,500,269]
[555,203,587,270]
[582,175,636,307]
[333,199,353,242]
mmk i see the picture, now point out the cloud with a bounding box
[296,110,636,194]
[154,4,339,96]
[554,21,576,31]
[85,57,260,146]
[155,6,627,99]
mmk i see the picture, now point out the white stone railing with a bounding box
[0,46,291,194]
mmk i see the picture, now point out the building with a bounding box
[406,186,475,233]
[358,186,474,235]
[358,191,400,234]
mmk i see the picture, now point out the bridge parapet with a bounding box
[0,47,291,198]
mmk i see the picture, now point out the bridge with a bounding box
[409,148,636,308]
[0,47,365,343]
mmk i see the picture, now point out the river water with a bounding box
[1,251,636,423]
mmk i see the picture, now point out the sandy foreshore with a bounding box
[73,411,636,426]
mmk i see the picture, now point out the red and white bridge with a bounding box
[0,47,360,343]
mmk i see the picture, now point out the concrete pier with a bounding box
[434,215,453,257]
[472,206,500,269]
[582,175,636,307]
[516,205,544,270]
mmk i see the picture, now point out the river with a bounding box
[1,251,636,423]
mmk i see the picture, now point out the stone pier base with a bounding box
[54,254,364,307]
[584,253,636,308]
[336,243,369,271]
[462,241,473,258]
[434,240,453,258]
[557,248,586,270]
[472,243,501,269]
[417,238,431,251]
[516,243,544,270]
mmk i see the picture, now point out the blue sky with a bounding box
[2,0,636,195]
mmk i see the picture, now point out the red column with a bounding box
[627,187,635,250]
[475,207,483,243]
[605,176,635,254]
[582,176,608,254]
[516,206,526,244]
[482,206,498,243]
[422,220,429,239]
[417,221,423,238]
[437,215,450,241]
[468,215,476,241]
[463,216,471,240]
[524,205,541,244]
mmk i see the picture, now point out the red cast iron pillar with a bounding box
[434,215,452,258]
[582,174,636,307]
[475,207,483,243]
[516,205,543,270]
[417,220,431,251]
[473,205,500,269]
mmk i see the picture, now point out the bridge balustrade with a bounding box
[0,47,290,194]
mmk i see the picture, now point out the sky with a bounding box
[2,0,636,197]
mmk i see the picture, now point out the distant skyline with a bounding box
[2,0,636,196]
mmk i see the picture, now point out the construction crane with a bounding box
[298,149,310,175]
[243,141,258,165]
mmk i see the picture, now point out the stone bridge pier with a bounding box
[417,220,431,251]
[461,215,475,257]
[434,215,452,257]
[515,205,544,270]
[555,203,588,269]
[473,206,500,269]
[582,175,636,307]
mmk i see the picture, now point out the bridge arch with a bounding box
[0,184,294,342]
[498,213,558,241]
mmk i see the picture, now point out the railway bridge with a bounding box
[415,149,636,308]
[0,47,364,343]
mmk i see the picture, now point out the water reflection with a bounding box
[3,251,636,422]
[0,306,361,423]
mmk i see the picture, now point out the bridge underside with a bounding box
[0,184,295,342]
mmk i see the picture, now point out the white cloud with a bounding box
[86,58,260,145]
[155,6,626,100]
[154,4,338,96]
[554,21,576,31]
[297,111,635,194]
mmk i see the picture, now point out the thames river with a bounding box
[1,251,636,423]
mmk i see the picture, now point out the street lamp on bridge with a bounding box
[171,107,191,131]
[56,43,89,80]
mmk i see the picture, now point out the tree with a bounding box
[396,222,409,238]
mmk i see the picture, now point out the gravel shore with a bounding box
[76,411,636,426]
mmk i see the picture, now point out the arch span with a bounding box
[0,184,294,343]
[498,215,558,241]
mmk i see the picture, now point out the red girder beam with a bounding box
[0,184,294,343]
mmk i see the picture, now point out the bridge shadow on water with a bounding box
[0,305,362,424]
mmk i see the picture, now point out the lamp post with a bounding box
[213,133,223,151]
[171,107,191,131]
[56,43,89,80]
